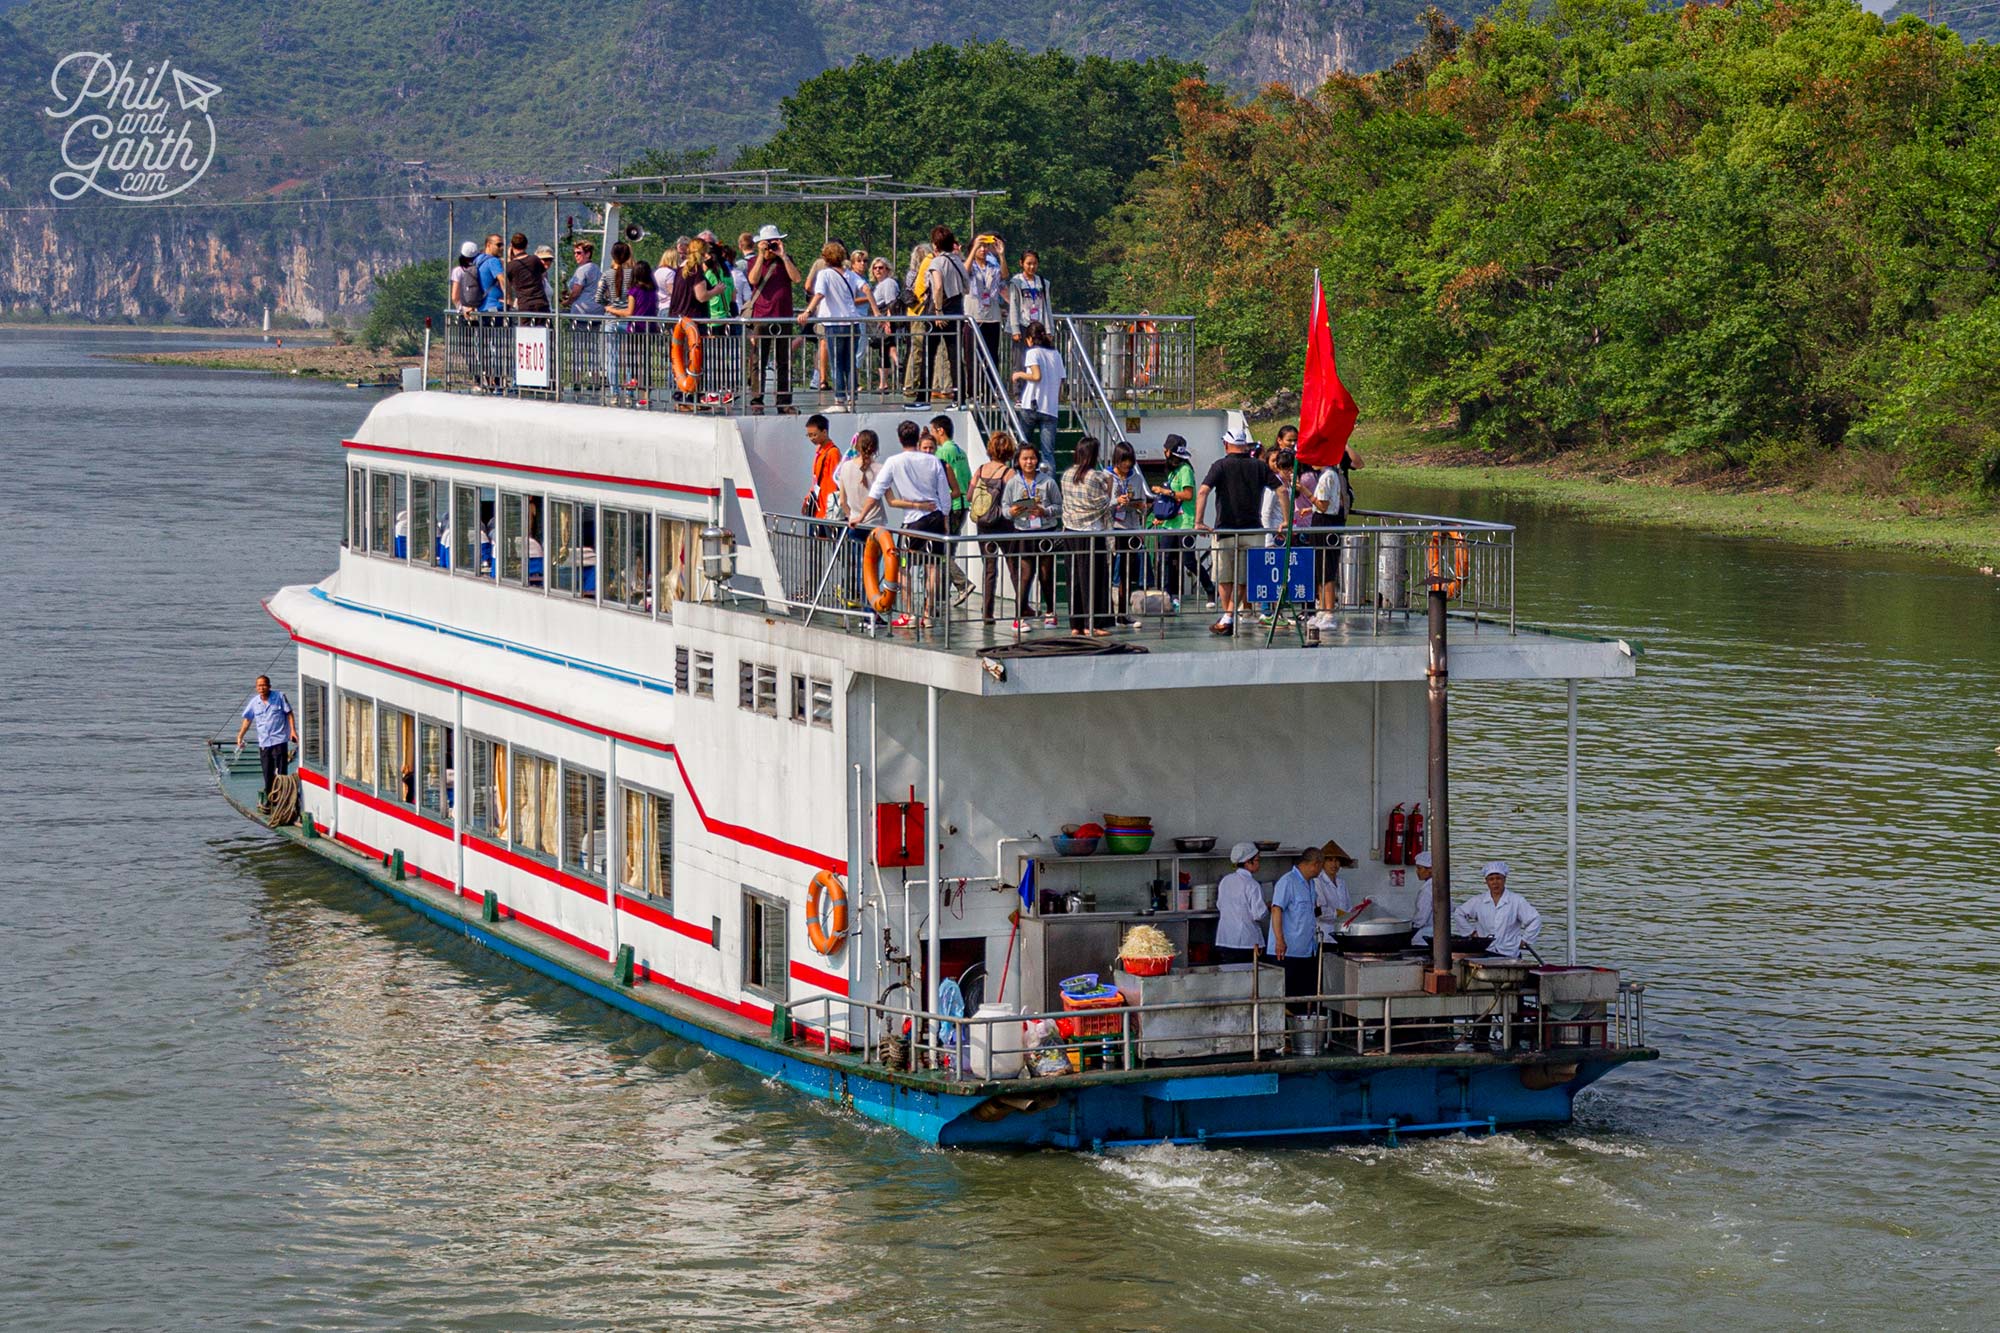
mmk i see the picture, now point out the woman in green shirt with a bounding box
[1148,434,1213,605]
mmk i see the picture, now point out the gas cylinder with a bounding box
[1407,802,1425,862]
[1384,802,1407,866]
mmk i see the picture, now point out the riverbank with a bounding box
[1335,424,2000,569]
[107,343,413,382]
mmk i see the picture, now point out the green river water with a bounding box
[1,330,1995,1331]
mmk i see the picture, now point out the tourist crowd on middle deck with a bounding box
[450,220,1056,412]
[802,407,1364,638]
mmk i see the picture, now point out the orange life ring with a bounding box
[860,527,900,614]
[1426,529,1471,597]
[670,317,703,395]
[806,870,848,957]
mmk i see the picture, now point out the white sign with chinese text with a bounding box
[514,326,550,389]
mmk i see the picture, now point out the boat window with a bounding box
[739,661,777,716]
[347,468,367,552]
[510,747,559,860]
[810,677,834,729]
[600,507,651,613]
[300,677,328,770]
[691,650,714,699]
[376,704,414,804]
[617,785,672,906]
[547,498,596,600]
[410,478,444,569]
[674,647,690,694]
[562,764,607,879]
[418,718,453,818]
[741,888,787,1003]
[466,734,503,838]
[451,484,489,578]
[371,470,405,558]
[789,673,808,723]
[338,693,374,789]
[498,493,524,584]
[655,516,704,614]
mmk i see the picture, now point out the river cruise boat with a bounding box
[211,172,1653,1148]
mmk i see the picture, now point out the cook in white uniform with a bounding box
[1214,842,1268,966]
[1409,849,1435,945]
[1449,860,1542,959]
[1312,839,1355,944]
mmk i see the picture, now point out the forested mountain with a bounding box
[0,0,1465,322]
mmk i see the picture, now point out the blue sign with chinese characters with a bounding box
[1246,547,1314,604]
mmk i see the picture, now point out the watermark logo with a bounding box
[45,53,220,202]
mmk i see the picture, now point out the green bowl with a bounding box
[1104,833,1155,855]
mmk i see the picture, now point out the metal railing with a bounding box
[1063,314,1196,409]
[756,511,1515,646]
[785,977,1645,1084]
[435,309,1029,418]
[1057,315,1129,448]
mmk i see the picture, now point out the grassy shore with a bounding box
[106,343,413,382]
[1314,423,2000,569]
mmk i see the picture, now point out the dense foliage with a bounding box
[623,44,1199,309]
[361,258,446,354]
[1106,0,2000,492]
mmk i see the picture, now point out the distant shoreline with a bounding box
[105,343,414,381]
[0,321,337,340]
[1257,422,2000,570]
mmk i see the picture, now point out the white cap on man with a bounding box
[754,224,787,244]
[1482,860,1509,879]
[1222,427,1254,449]
[1413,849,1432,869]
[460,240,478,258]
[1229,841,1260,865]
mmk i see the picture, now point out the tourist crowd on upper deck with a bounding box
[449,221,1053,412]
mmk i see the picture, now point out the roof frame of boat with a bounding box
[430,168,1007,207]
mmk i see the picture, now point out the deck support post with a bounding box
[1426,585,1453,979]
[605,733,622,962]
[453,688,467,916]
[925,684,940,1015]
[1566,678,1578,965]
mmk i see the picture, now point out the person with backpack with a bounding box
[968,431,1018,624]
[916,226,970,405]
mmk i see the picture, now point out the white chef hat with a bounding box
[1412,849,1432,869]
[1229,841,1260,865]
[1482,860,1509,878]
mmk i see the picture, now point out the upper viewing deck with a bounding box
[426,169,1191,450]
[364,171,1634,690]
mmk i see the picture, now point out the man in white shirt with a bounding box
[854,419,954,625]
[1449,861,1542,959]
[1409,849,1437,946]
[1214,842,1268,966]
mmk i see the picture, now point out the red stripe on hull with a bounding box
[463,832,607,904]
[615,891,713,944]
[273,612,846,876]
[342,439,755,500]
[788,959,850,995]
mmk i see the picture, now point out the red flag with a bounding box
[1297,273,1357,469]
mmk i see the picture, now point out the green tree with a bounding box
[362,259,447,355]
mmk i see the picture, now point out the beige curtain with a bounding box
[538,761,559,855]
[658,517,682,612]
[511,751,536,848]
[491,744,509,839]
[341,699,360,781]
[621,788,647,890]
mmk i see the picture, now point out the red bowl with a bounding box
[1120,955,1172,976]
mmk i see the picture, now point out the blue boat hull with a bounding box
[216,753,1651,1149]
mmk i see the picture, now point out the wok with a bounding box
[1333,917,1416,954]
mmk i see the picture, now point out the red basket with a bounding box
[1119,955,1171,976]
[1058,988,1128,1039]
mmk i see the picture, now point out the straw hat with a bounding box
[1320,839,1357,867]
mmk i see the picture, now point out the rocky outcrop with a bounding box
[0,200,432,326]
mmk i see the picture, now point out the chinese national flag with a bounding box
[1297,274,1358,469]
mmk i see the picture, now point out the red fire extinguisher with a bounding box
[1384,803,1407,866]
[1407,802,1425,862]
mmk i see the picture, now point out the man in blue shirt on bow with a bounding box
[1266,844,1326,1012]
[234,674,298,799]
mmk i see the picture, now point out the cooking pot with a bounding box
[1333,918,1416,954]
